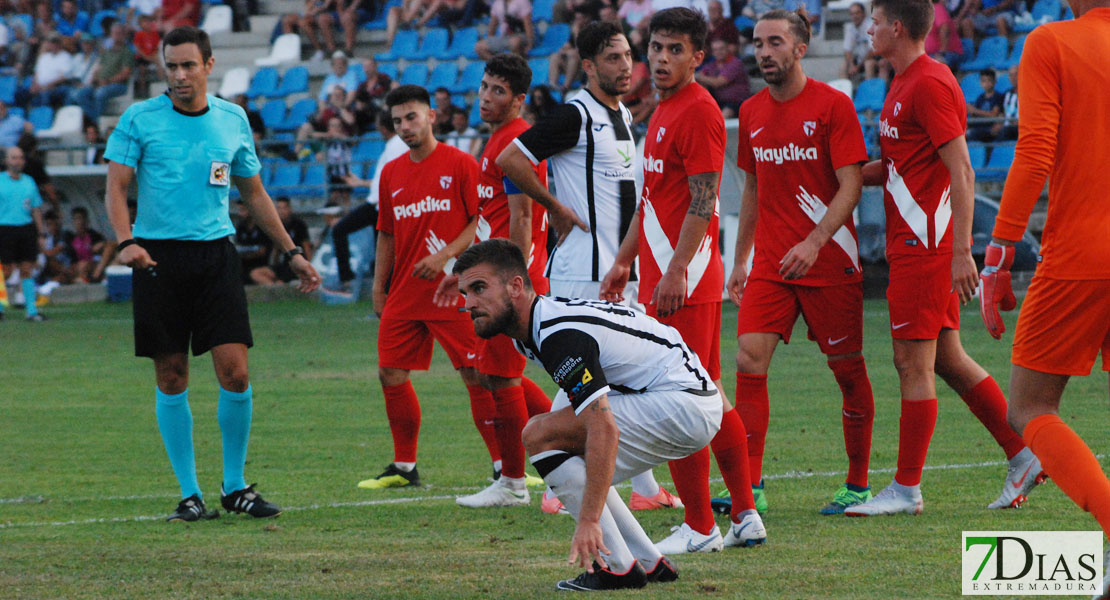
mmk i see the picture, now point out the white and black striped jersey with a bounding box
[512,89,638,283]
[514,296,716,414]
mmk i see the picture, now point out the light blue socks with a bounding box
[155,388,201,499]
[21,279,36,317]
[217,385,253,494]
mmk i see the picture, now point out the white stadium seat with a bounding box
[219,67,252,98]
[255,34,301,67]
[201,5,232,34]
[827,78,854,99]
[35,105,84,144]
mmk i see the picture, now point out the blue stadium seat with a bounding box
[468,100,482,127]
[533,0,556,22]
[299,163,328,197]
[246,67,279,99]
[9,106,24,119]
[733,15,755,30]
[259,100,286,131]
[450,61,485,94]
[442,26,480,60]
[270,65,309,98]
[0,75,16,104]
[354,139,385,161]
[399,63,429,87]
[528,58,549,89]
[28,106,53,131]
[1015,0,1061,32]
[959,72,982,103]
[89,9,116,37]
[995,72,1012,94]
[426,62,459,92]
[967,143,988,169]
[270,162,302,192]
[275,97,317,131]
[978,142,1016,182]
[411,28,449,60]
[1005,35,1026,68]
[378,62,399,81]
[7,14,32,36]
[961,35,1008,71]
[529,23,570,57]
[853,78,886,113]
[1063,5,1074,19]
[363,0,402,30]
[376,30,419,62]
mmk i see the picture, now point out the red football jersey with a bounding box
[736,78,868,286]
[476,117,550,295]
[879,54,966,257]
[637,82,725,306]
[377,142,480,320]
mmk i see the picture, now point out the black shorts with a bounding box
[0,224,39,263]
[132,238,253,358]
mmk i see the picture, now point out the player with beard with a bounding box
[845,0,1042,516]
[601,7,765,553]
[499,22,684,513]
[723,8,877,517]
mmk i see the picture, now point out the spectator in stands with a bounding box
[958,0,1016,39]
[132,14,161,96]
[231,93,266,152]
[0,100,33,147]
[33,1,59,40]
[67,32,99,87]
[967,68,1004,141]
[54,0,89,41]
[38,209,73,285]
[431,86,454,135]
[474,0,535,60]
[63,206,109,282]
[385,0,447,47]
[160,0,201,31]
[17,132,59,212]
[706,0,741,53]
[444,104,480,157]
[996,63,1018,141]
[0,18,11,63]
[297,85,356,157]
[336,0,373,56]
[7,21,34,76]
[842,2,877,80]
[619,0,653,30]
[301,0,341,61]
[524,85,559,124]
[19,33,73,108]
[250,197,315,285]
[547,3,596,92]
[234,200,273,285]
[72,23,134,120]
[82,122,105,165]
[695,38,749,117]
[356,57,392,99]
[926,0,964,67]
[321,115,353,192]
[347,59,388,135]
[127,0,162,28]
[624,50,656,124]
[318,51,359,102]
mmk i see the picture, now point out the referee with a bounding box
[104,27,320,522]
[0,145,47,322]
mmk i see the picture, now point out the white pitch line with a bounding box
[3,455,1067,530]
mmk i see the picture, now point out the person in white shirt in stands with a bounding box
[842,2,876,79]
[444,105,480,158]
[18,34,73,107]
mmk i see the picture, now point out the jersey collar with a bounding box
[165,91,210,116]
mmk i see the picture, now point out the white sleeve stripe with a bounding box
[573,386,611,415]
[512,138,541,166]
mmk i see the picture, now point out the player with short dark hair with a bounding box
[0,145,47,322]
[845,0,1042,516]
[104,26,320,522]
[978,0,1110,577]
[601,7,765,553]
[726,8,877,516]
[357,84,496,491]
[454,238,723,591]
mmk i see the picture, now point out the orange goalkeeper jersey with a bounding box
[993,7,1110,280]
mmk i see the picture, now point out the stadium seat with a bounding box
[270,162,302,193]
[1063,5,1073,19]
[959,72,982,103]
[219,67,251,98]
[34,105,82,143]
[399,63,429,87]
[533,0,556,22]
[378,62,399,81]
[259,100,286,131]
[270,65,309,98]
[826,78,853,98]
[201,4,232,34]
[426,62,459,92]
[255,33,301,67]
[411,28,449,60]
[1015,0,1061,32]
[9,106,24,119]
[299,163,328,198]
[529,23,570,57]
[468,100,482,127]
[450,61,485,94]
[245,67,279,99]
[7,14,32,36]
[28,106,53,131]
[1005,35,1026,68]
[354,138,385,161]
[89,9,116,37]
[376,30,419,62]
[363,0,402,30]
[442,26,480,60]
[967,142,988,169]
[275,97,317,131]
[528,58,549,89]
[0,75,16,104]
[733,15,755,30]
[995,72,1012,94]
[853,77,886,113]
[961,35,1008,71]
[978,142,1016,182]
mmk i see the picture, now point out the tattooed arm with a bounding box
[652,171,719,317]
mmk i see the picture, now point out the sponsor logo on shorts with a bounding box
[827,335,849,346]
[393,196,452,220]
[892,321,911,330]
[466,352,476,359]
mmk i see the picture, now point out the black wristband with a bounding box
[117,238,137,251]
[281,247,304,265]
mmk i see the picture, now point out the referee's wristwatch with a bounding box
[280,246,304,265]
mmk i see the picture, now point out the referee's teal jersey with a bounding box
[0,173,42,225]
[105,94,262,241]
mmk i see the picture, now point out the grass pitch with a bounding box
[1,298,1105,599]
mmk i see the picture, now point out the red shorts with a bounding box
[886,253,960,340]
[377,317,478,370]
[737,278,864,355]
[476,333,527,378]
[1012,276,1110,376]
[648,301,722,380]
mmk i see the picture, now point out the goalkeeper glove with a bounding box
[978,241,1016,340]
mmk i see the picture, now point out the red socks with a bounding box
[383,381,421,463]
[894,398,937,487]
[467,384,500,465]
[1023,414,1110,536]
[735,372,769,486]
[521,376,552,416]
[962,377,1026,460]
[668,447,715,534]
[829,357,874,489]
[492,386,529,479]
[711,408,756,521]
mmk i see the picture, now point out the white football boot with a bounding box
[844,480,923,516]
[988,447,1047,509]
[723,509,767,547]
[654,522,723,554]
